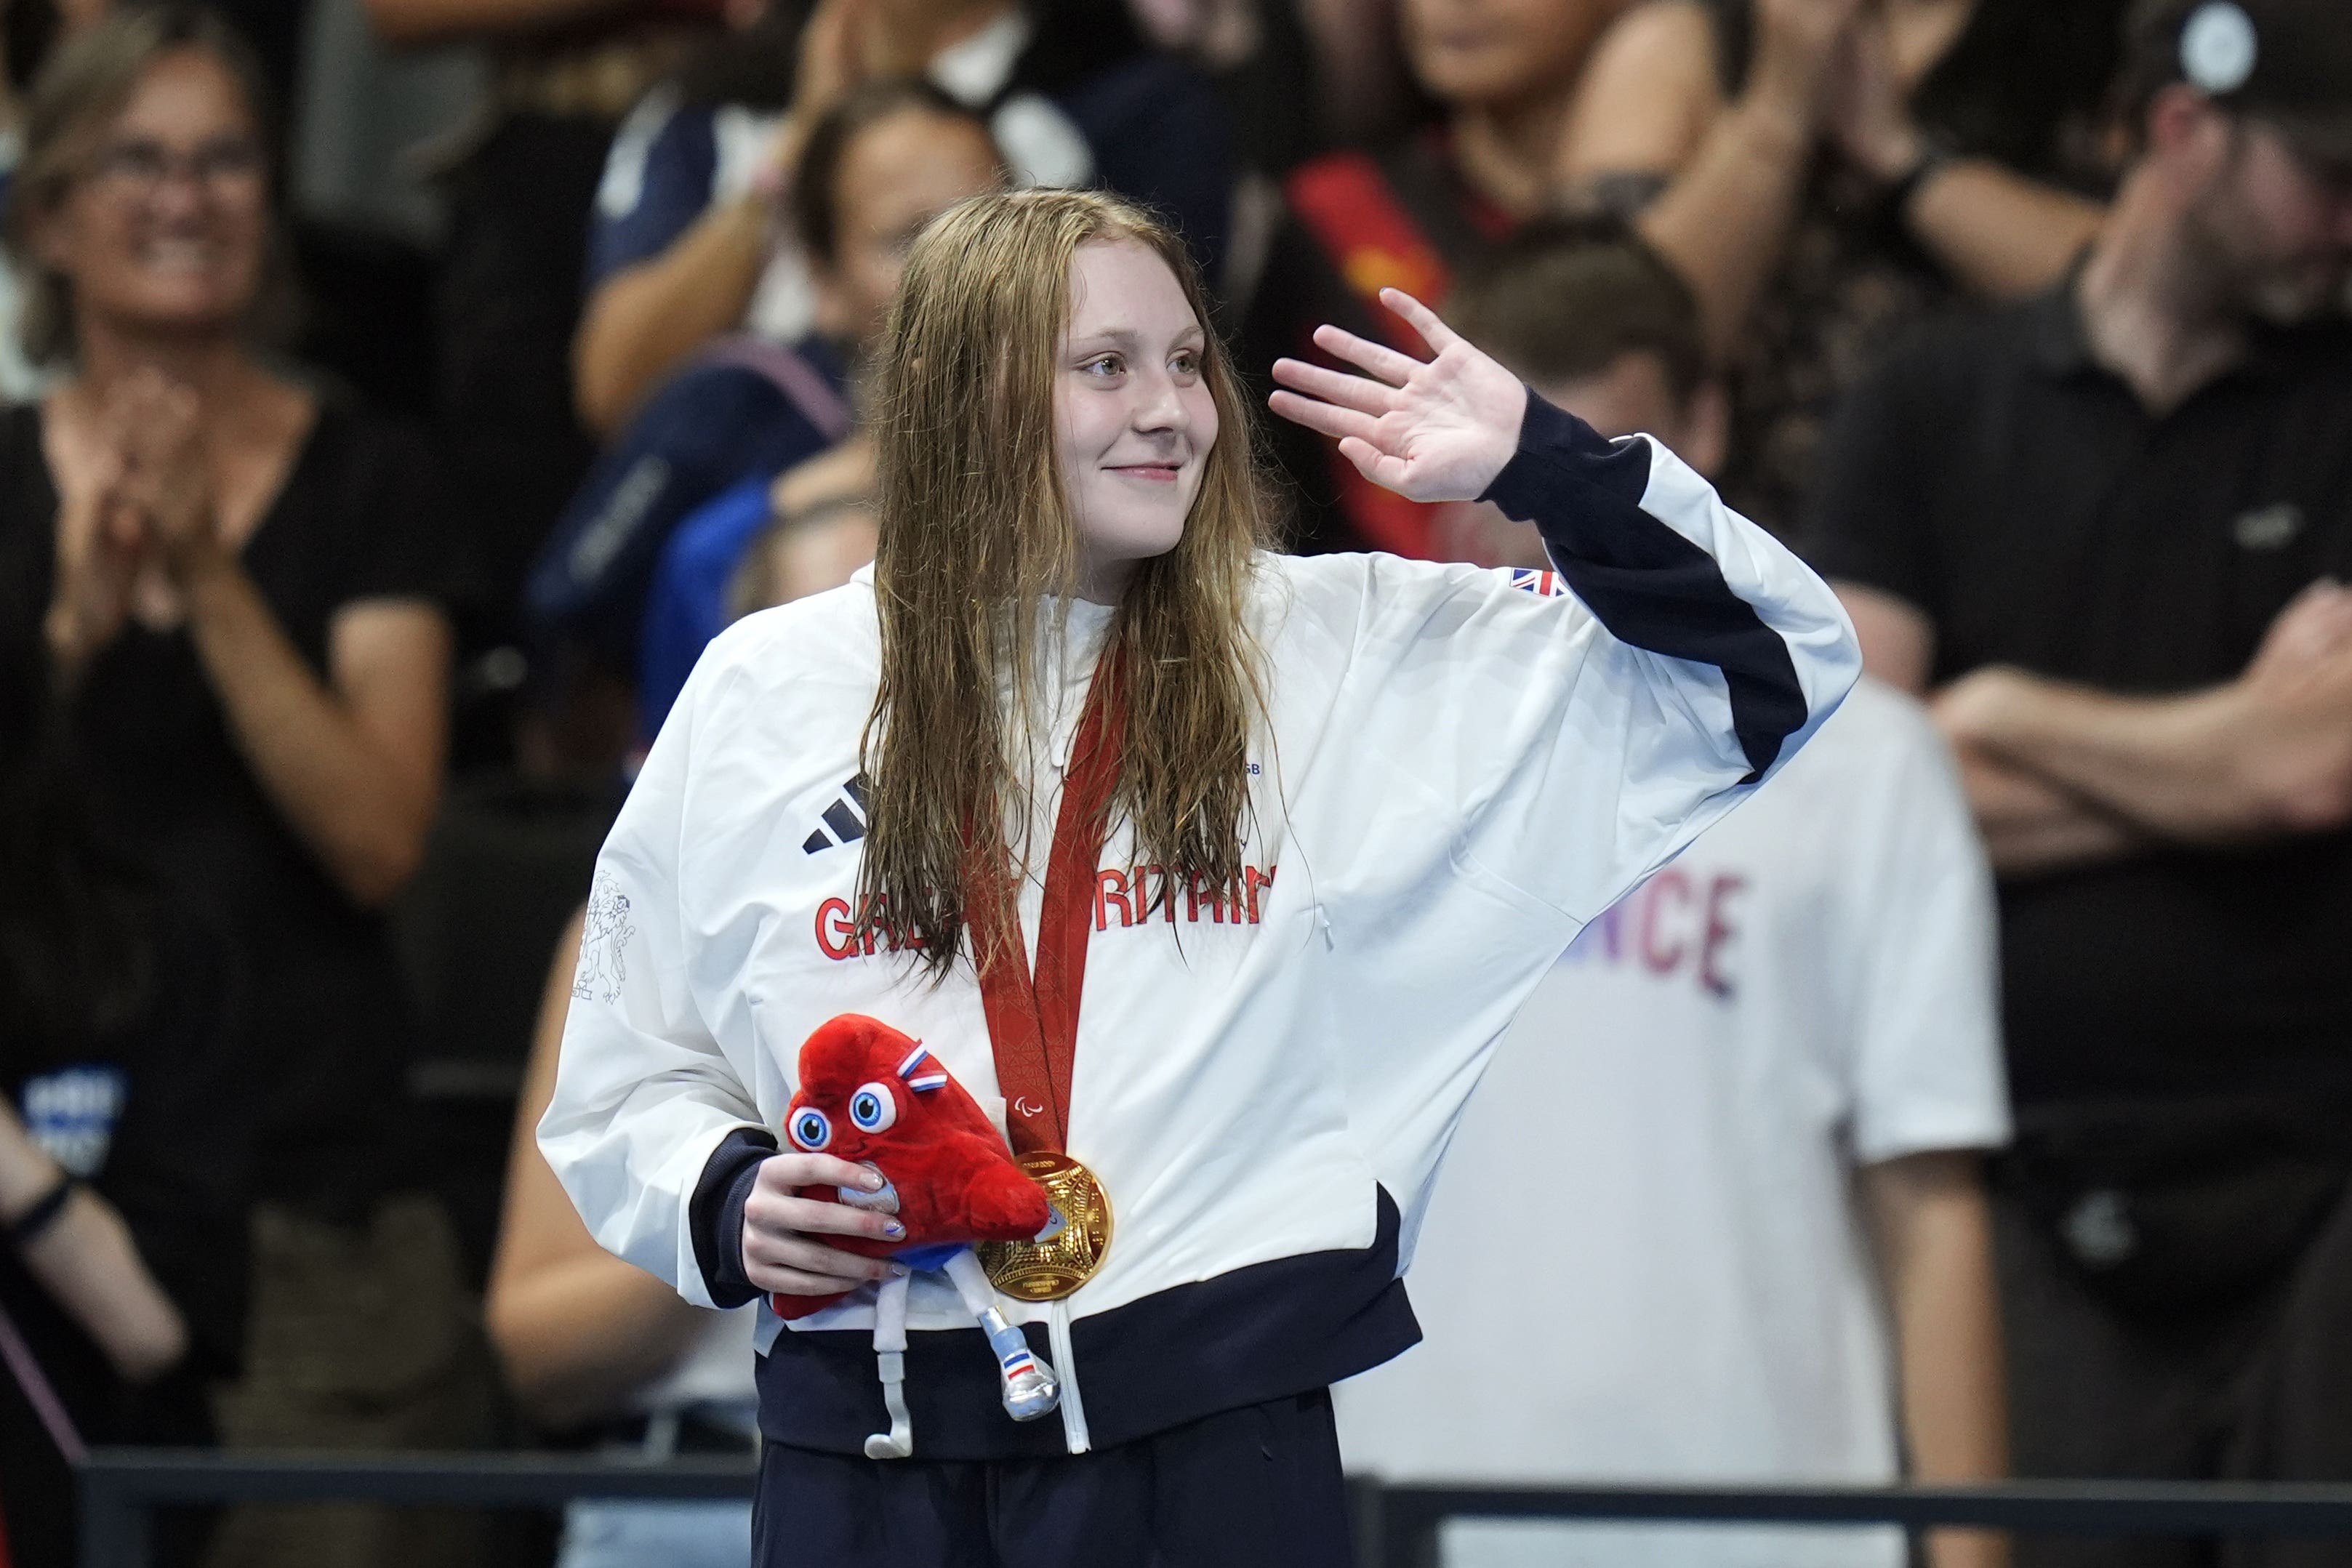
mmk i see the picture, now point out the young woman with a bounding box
[541,186,1858,1566]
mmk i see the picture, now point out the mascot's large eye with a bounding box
[848,1082,898,1133]
[788,1107,832,1151]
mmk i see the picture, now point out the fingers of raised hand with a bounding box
[1376,288,1461,354]
[1270,356,1396,417]
[1336,435,1411,491]
[2292,587,2352,652]
[1309,323,1424,387]
[1267,387,1380,445]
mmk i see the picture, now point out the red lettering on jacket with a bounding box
[815,895,926,961]
[1092,864,1277,933]
[827,867,1280,956]
[1097,869,1133,930]
[1245,865,1275,923]
[815,897,859,960]
[1132,865,1179,924]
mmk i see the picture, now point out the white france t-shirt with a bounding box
[1336,676,2010,1568]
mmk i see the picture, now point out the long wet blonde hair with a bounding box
[857,189,1272,977]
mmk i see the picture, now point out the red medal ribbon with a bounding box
[968,654,1128,1157]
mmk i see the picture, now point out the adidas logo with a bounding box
[803,775,870,854]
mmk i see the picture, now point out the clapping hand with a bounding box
[1268,288,1527,504]
[46,435,149,673]
[108,369,221,582]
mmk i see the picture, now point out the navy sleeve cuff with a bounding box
[691,1127,779,1309]
[1475,387,1653,525]
[1474,386,1809,783]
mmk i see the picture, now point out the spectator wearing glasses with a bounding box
[0,10,486,1566]
[1807,2,2352,1556]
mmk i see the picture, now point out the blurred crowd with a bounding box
[0,0,2348,1566]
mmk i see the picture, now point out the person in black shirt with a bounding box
[0,499,250,1568]
[1,10,489,1567]
[1807,0,2352,1556]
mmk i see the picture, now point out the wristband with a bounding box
[7,1172,76,1247]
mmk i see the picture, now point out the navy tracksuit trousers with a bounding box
[750,1388,1354,1567]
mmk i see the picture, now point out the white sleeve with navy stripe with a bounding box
[1272,392,1857,1267]
[1286,389,1858,934]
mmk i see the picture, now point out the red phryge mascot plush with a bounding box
[774,1014,1059,1458]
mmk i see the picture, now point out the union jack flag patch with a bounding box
[1507,568,1568,598]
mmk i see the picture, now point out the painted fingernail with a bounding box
[890,1263,911,1278]
[862,1171,885,1190]
[883,1220,905,1239]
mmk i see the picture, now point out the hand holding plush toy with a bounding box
[774,1013,1059,1458]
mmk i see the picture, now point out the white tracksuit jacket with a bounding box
[540,393,1861,1460]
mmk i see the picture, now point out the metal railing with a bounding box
[73,1449,2352,1568]
[76,1450,755,1568]
[1352,1479,2352,1568]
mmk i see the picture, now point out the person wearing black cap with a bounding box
[1807,1,2352,1559]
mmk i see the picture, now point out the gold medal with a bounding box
[979,1151,1113,1301]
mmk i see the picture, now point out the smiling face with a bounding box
[35,47,268,345]
[1053,239,1219,602]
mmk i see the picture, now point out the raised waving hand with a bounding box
[1268,287,1528,504]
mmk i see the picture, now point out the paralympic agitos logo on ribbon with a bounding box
[814,865,1281,962]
